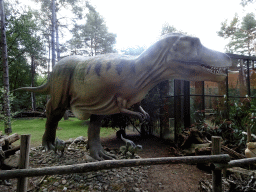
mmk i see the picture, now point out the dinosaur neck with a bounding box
[134,47,171,91]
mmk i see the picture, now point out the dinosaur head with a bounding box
[156,33,232,82]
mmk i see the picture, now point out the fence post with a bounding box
[247,126,252,143]
[17,134,31,192]
[212,136,222,192]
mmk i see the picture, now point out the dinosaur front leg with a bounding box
[87,115,114,160]
[117,97,144,120]
[135,104,150,120]
[117,97,149,121]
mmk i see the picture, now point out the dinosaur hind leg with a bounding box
[42,99,67,151]
[87,115,114,160]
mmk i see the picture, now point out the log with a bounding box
[4,146,20,157]
[0,154,230,179]
[0,133,20,146]
[221,145,245,159]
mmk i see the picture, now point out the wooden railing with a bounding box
[1,135,256,192]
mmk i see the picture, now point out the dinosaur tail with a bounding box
[14,83,50,94]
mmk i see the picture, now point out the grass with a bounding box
[1,117,116,147]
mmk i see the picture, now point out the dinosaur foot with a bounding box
[42,138,55,151]
[88,143,115,161]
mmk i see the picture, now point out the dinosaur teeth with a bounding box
[202,65,227,75]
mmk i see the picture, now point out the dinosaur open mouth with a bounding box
[201,64,227,75]
[174,60,227,75]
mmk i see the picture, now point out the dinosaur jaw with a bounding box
[170,44,231,81]
[174,60,228,75]
[171,59,229,82]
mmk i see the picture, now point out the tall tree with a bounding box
[35,0,85,64]
[0,0,11,134]
[69,3,116,56]
[0,2,46,112]
[51,0,56,68]
[217,13,256,56]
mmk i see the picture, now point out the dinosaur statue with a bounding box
[54,137,65,157]
[16,33,232,160]
[120,134,142,158]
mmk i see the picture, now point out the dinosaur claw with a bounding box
[88,142,115,161]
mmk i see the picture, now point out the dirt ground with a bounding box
[101,131,212,192]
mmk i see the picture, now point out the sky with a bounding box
[22,0,256,53]
[87,0,256,53]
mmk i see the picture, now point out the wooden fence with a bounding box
[2,135,256,192]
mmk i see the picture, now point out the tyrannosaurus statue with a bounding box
[17,33,231,160]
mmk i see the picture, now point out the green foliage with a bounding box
[0,2,47,111]
[69,2,116,56]
[35,75,48,110]
[101,114,131,130]
[211,96,256,146]
[0,87,19,124]
[217,13,256,56]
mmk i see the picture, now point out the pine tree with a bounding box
[69,3,116,56]
[218,13,256,56]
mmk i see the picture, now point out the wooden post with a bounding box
[17,134,31,192]
[212,136,222,192]
[247,126,252,143]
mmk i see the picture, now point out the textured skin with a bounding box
[17,33,232,160]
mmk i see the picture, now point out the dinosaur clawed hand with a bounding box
[135,112,149,122]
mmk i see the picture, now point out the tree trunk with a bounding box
[56,14,69,120]
[47,36,51,102]
[31,56,36,111]
[51,0,56,68]
[56,19,60,61]
[0,0,12,134]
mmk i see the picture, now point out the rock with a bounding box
[82,154,96,162]
[3,154,19,168]
[73,136,87,143]
[183,143,211,155]
[53,182,59,187]
[62,179,67,185]
[12,138,150,192]
[133,187,141,192]
[87,174,95,179]
[103,184,109,191]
